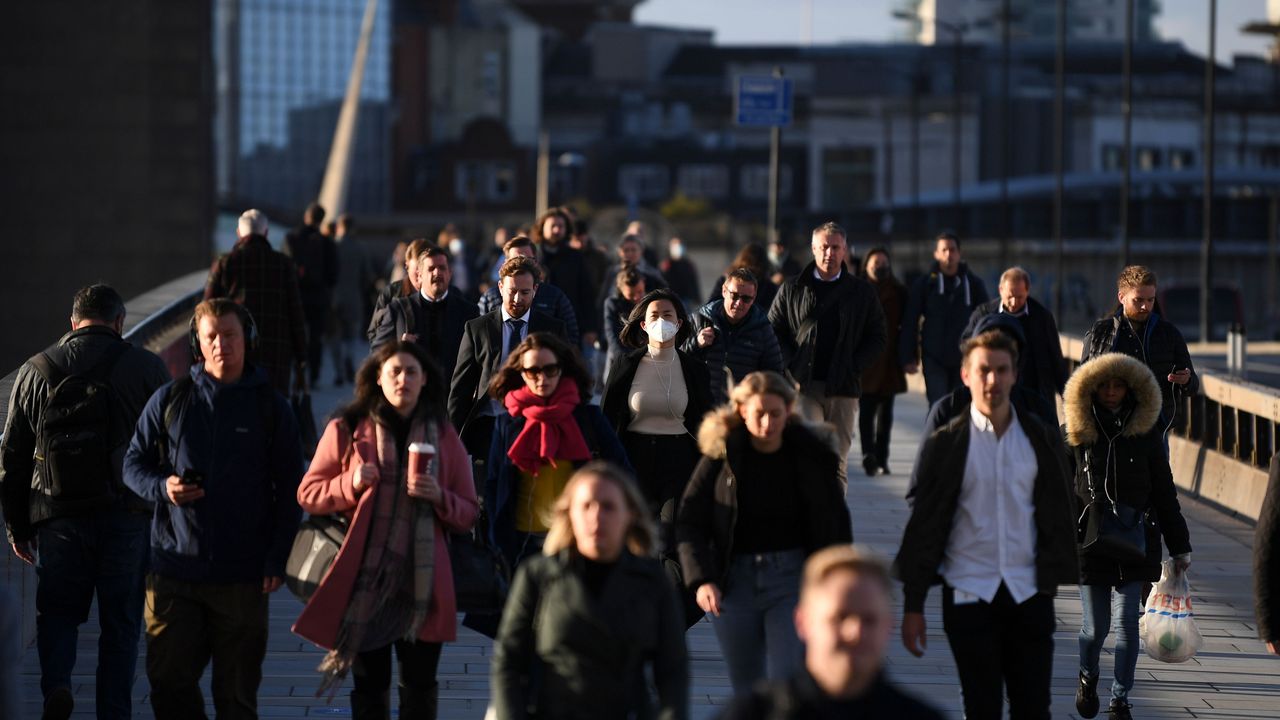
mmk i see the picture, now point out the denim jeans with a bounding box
[35,508,151,718]
[1079,582,1144,701]
[711,550,805,694]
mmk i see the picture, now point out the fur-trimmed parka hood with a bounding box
[696,405,841,461]
[1063,353,1161,446]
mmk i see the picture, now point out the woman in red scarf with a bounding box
[485,332,631,569]
[292,341,478,719]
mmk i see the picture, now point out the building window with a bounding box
[740,164,793,200]
[1169,147,1196,170]
[821,147,875,210]
[676,164,729,199]
[1101,144,1124,171]
[455,161,516,203]
[1136,146,1162,171]
[618,164,670,201]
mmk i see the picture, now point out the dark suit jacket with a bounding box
[447,310,568,449]
[370,286,478,379]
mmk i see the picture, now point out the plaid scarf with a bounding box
[316,415,437,697]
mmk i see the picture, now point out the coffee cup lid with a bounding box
[409,442,436,454]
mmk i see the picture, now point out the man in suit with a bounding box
[371,246,478,379]
[449,256,567,462]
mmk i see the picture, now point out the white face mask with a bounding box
[670,244,684,260]
[448,239,465,256]
[645,318,678,343]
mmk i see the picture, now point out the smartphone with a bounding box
[181,469,204,489]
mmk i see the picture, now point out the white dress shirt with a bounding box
[940,404,1040,604]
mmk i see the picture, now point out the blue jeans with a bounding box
[711,550,805,694]
[35,508,150,718]
[1079,582,1144,701]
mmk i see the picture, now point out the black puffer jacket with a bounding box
[1063,353,1191,585]
[898,262,989,369]
[491,549,688,720]
[676,413,852,590]
[1082,310,1199,427]
[682,301,784,405]
[768,263,886,398]
[1,326,170,543]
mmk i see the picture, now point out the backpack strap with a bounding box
[27,352,65,390]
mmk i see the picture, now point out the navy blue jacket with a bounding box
[123,364,303,583]
[899,262,989,369]
[485,404,630,566]
[683,301,784,405]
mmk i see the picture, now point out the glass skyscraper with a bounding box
[215,0,392,215]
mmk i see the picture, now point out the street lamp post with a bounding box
[1053,0,1067,322]
[893,11,968,233]
[1120,0,1133,267]
[1200,0,1217,344]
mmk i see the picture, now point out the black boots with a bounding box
[1075,671,1100,719]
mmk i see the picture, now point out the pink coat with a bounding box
[291,416,479,649]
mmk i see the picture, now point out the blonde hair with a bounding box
[542,462,656,557]
[800,544,892,601]
[698,370,799,450]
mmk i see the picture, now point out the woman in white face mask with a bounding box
[602,288,713,627]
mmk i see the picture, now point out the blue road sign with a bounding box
[735,75,793,127]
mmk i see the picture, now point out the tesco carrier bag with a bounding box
[1139,558,1203,663]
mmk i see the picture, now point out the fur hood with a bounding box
[1063,353,1161,446]
[696,405,840,460]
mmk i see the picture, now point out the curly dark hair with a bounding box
[487,332,593,402]
[618,288,693,349]
[338,341,447,431]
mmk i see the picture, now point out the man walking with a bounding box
[371,246,479,379]
[205,208,308,396]
[284,201,338,386]
[963,266,1067,407]
[895,330,1078,719]
[477,235,580,345]
[1082,265,1198,434]
[769,221,886,490]
[449,256,567,462]
[124,299,303,719]
[1,284,170,719]
[720,545,944,719]
[899,232,989,405]
[684,268,783,405]
[328,214,378,385]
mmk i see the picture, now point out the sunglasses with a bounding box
[726,291,755,304]
[520,363,562,379]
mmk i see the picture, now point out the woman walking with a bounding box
[601,288,712,554]
[491,462,689,719]
[1064,353,1191,720]
[486,332,630,568]
[677,371,852,693]
[293,341,479,719]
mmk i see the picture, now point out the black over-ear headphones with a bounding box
[189,303,261,363]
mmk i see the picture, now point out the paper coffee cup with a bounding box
[408,442,435,476]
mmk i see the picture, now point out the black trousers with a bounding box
[351,639,443,720]
[942,584,1055,720]
[620,431,698,555]
[858,393,896,466]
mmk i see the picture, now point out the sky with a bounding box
[634,0,1275,61]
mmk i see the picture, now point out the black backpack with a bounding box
[29,343,129,505]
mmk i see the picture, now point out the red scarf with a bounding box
[503,377,592,473]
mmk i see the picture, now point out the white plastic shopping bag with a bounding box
[1139,558,1203,663]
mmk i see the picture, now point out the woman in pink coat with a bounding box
[293,341,479,719]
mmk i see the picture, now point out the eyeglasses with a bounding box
[726,291,755,304]
[520,363,562,379]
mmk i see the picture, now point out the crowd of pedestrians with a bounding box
[4,200,1280,720]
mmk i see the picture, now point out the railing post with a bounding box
[1227,323,1247,379]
